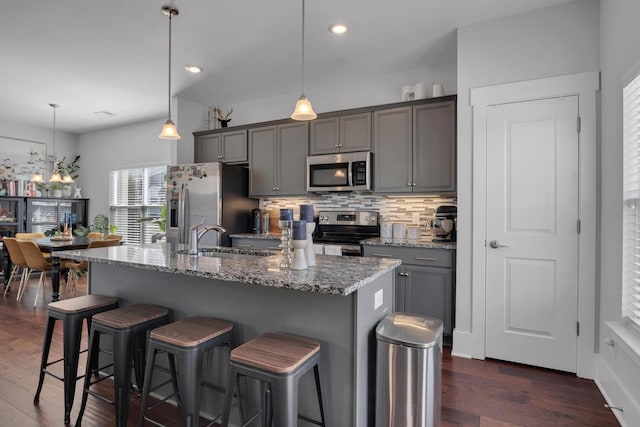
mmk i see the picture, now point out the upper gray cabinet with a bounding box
[195,130,247,164]
[309,112,372,155]
[249,122,308,197]
[374,100,456,193]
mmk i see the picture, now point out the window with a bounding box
[109,165,166,245]
[623,72,640,331]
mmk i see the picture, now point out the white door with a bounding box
[485,96,579,372]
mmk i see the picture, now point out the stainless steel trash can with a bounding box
[375,313,443,427]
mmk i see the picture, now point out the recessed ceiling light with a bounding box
[329,24,348,35]
[185,65,203,73]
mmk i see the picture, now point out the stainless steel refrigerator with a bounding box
[166,162,258,247]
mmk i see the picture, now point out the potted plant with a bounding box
[49,182,64,198]
[55,155,80,197]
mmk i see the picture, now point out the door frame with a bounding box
[469,71,599,378]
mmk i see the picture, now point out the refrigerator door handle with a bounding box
[178,184,190,244]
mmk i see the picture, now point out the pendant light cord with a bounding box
[301,0,305,95]
[167,10,173,119]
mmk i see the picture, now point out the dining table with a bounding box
[33,236,91,301]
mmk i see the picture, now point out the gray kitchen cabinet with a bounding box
[309,112,372,155]
[373,100,456,193]
[232,237,281,251]
[195,130,247,164]
[413,101,456,192]
[362,245,455,336]
[249,122,308,197]
[373,107,413,192]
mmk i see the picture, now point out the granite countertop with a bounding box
[361,237,456,250]
[230,233,282,240]
[53,243,400,296]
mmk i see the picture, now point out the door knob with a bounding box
[489,240,509,249]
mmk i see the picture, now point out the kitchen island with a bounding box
[54,243,400,426]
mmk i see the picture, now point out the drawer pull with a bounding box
[372,253,392,258]
[235,244,252,248]
[415,256,438,261]
[267,246,281,250]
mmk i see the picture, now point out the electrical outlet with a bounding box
[374,289,383,309]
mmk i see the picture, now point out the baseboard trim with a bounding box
[451,329,473,359]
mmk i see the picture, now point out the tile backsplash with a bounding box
[261,193,456,238]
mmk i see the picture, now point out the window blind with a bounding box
[109,165,166,245]
[623,73,640,330]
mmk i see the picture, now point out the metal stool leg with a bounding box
[176,348,204,427]
[76,327,102,426]
[33,315,56,403]
[271,375,298,427]
[62,315,83,424]
[113,330,134,427]
[221,365,238,426]
[314,364,327,426]
[138,343,159,427]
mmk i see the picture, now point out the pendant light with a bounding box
[48,104,63,183]
[159,5,181,139]
[290,0,317,121]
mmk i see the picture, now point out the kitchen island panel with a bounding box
[88,261,393,426]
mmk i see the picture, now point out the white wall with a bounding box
[0,118,79,175]
[77,119,171,219]
[595,1,640,423]
[175,96,209,164]
[220,64,457,126]
[455,0,600,354]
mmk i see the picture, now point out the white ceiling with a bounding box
[2,0,573,134]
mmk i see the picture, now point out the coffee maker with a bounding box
[430,205,457,242]
[251,208,264,234]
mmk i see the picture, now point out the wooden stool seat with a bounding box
[150,316,233,348]
[92,304,169,329]
[231,332,320,374]
[48,294,119,314]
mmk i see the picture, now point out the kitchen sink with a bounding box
[174,247,273,260]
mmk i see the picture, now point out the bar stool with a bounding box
[33,294,120,424]
[138,316,234,427]
[76,304,170,427]
[221,332,327,427]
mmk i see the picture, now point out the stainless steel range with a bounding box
[313,210,380,256]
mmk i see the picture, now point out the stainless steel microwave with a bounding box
[307,151,371,192]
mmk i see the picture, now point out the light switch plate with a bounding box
[374,289,383,310]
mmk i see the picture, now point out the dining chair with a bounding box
[15,232,52,260]
[15,232,45,239]
[87,232,104,240]
[16,240,52,307]
[105,234,123,241]
[2,237,31,298]
[62,239,120,293]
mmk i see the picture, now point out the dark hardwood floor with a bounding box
[0,276,619,426]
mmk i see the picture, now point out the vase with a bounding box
[62,185,72,198]
[52,189,62,198]
[218,119,230,128]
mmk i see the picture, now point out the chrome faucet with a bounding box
[189,220,227,255]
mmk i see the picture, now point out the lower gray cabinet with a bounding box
[362,245,455,336]
[402,264,452,336]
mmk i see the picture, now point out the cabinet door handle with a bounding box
[415,256,438,261]
[407,182,412,186]
[412,183,416,186]
[372,253,392,258]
